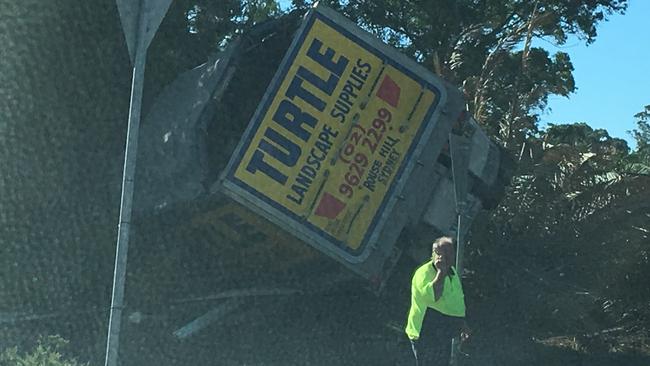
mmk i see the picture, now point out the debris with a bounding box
[173,299,244,339]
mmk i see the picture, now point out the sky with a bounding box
[536,1,649,149]
[278,0,649,149]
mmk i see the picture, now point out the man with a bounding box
[405,236,470,365]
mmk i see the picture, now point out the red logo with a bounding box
[376,75,401,108]
[314,192,346,219]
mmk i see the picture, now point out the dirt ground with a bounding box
[2,179,648,366]
[107,255,650,366]
[90,216,650,366]
[103,176,649,366]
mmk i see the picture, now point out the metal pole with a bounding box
[448,131,471,366]
[105,5,147,365]
[450,211,464,366]
[454,212,465,273]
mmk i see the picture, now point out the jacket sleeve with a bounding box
[423,280,434,301]
[405,287,426,340]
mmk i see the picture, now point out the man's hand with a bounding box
[460,321,471,343]
[432,269,446,301]
[409,338,419,363]
[436,265,449,277]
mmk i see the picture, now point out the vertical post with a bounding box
[105,4,146,366]
[449,133,470,275]
[449,211,465,366]
[448,130,471,366]
[454,211,466,273]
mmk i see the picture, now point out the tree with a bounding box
[544,122,629,161]
[144,1,282,110]
[631,105,650,149]
[490,121,633,239]
[623,105,650,174]
[151,0,627,154]
[287,0,626,151]
[630,105,650,156]
[0,336,87,366]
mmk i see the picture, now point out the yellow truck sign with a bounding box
[222,6,448,260]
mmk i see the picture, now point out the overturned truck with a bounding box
[133,5,509,292]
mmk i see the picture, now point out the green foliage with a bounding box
[152,0,626,152]
[183,0,281,47]
[626,105,650,169]
[474,47,576,145]
[0,336,87,366]
[492,121,635,239]
[544,122,630,160]
[144,0,282,109]
[145,0,636,235]
[156,0,633,239]
[300,0,626,150]
[631,105,650,149]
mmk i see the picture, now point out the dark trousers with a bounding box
[409,310,462,366]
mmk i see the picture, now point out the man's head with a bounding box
[431,236,455,272]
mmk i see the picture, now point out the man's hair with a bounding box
[431,236,455,259]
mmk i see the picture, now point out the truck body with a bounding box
[132,5,508,290]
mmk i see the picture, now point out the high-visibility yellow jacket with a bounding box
[405,260,466,340]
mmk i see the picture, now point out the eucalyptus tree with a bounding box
[288,0,626,151]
